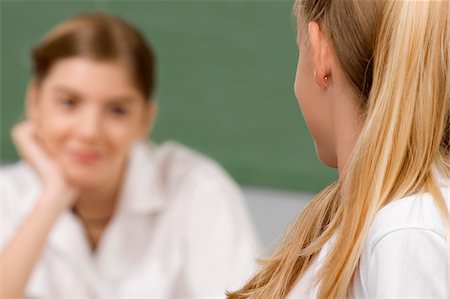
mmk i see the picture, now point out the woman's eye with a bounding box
[111,106,127,116]
[58,98,76,108]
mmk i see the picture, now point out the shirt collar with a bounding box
[47,141,165,272]
[116,141,166,215]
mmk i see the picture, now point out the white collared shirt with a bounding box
[0,141,260,298]
[286,169,450,298]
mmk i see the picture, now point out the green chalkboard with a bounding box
[0,0,337,193]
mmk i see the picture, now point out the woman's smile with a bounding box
[68,148,104,165]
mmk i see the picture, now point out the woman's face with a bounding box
[294,25,336,167]
[30,57,153,188]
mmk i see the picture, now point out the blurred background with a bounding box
[0,0,337,250]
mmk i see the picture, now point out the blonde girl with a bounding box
[229,0,450,297]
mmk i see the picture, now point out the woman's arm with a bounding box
[0,121,77,298]
[0,188,75,298]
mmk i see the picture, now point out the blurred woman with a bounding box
[229,0,450,297]
[0,12,258,298]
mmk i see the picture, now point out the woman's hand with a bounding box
[11,120,78,211]
[0,121,80,298]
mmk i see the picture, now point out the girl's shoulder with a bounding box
[0,161,41,198]
[355,182,449,297]
[125,141,244,213]
[367,183,450,246]
[134,140,239,191]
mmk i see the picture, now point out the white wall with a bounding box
[243,187,312,252]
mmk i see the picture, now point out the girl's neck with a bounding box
[71,172,124,252]
[72,166,125,224]
[332,86,364,177]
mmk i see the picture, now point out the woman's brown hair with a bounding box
[32,12,156,100]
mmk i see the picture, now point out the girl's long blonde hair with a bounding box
[228,0,450,298]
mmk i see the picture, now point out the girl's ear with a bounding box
[26,81,39,120]
[138,100,157,140]
[308,21,333,88]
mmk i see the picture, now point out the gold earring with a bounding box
[324,76,329,86]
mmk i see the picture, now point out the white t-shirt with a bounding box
[287,169,449,298]
[0,141,260,298]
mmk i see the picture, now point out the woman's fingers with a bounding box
[12,121,54,176]
[12,122,37,165]
[12,121,78,208]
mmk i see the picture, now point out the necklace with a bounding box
[72,207,113,227]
